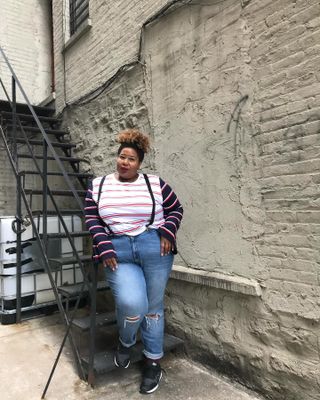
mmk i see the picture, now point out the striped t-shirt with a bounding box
[91,173,165,236]
[85,173,183,261]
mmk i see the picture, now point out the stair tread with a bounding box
[32,209,83,216]
[58,280,109,297]
[81,334,184,374]
[49,254,92,265]
[24,189,86,196]
[6,124,68,135]
[22,170,93,178]
[72,311,116,331]
[0,100,54,116]
[18,154,88,163]
[1,110,61,124]
[43,231,89,239]
[16,138,76,149]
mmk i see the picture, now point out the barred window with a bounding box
[69,0,89,36]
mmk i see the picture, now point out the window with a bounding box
[69,0,89,36]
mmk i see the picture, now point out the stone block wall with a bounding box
[52,0,320,399]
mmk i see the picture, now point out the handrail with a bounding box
[0,46,102,391]
[0,124,86,380]
[0,75,89,286]
[0,46,91,288]
[0,47,96,387]
[0,46,84,211]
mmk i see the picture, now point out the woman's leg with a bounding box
[105,262,148,347]
[136,229,173,360]
[105,234,148,348]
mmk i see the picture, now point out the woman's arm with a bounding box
[158,178,184,253]
[84,180,117,263]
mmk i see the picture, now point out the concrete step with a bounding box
[81,334,184,375]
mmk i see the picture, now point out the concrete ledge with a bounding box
[170,265,262,297]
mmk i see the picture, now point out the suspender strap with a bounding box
[143,173,155,227]
[96,176,113,234]
[96,174,154,232]
[97,175,106,204]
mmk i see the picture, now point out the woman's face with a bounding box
[116,147,141,182]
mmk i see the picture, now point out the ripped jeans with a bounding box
[105,229,173,360]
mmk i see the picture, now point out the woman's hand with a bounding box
[160,236,173,256]
[103,257,118,271]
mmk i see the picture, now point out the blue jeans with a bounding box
[105,229,173,360]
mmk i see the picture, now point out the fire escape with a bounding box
[0,46,182,393]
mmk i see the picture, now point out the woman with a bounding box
[84,129,183,394]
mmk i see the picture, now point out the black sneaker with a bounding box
[140,362,162,394]
[114,342,131,368]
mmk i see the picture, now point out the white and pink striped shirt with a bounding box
[85,173,183,262]
[91,173,165,236]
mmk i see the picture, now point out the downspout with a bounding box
[49,0,55,93]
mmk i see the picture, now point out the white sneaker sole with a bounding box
[141,370,163,394]
[114,354,130,369]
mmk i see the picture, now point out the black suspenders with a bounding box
[97,175,113,234]
[143,173,156,227]
[96,174,156,231]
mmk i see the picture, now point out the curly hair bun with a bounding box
[117,129,150,153]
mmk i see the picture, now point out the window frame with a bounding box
[69,0,89,37]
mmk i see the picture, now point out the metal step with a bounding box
[0,100,54,116]
[17,153,88,164]
[1,111,61,125]
[58,280,109,298]
[15,138,76,150]
[42,231,89,239]
[32,209,83,216]
[22,170,93,178]
[6,125,68,137]
[49,254,92,265]
[81,334,184,375]
[24,188,86,196]
[72,311,116,331]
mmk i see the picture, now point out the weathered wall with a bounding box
[0,0,53,216]
[53,0,320,399]
[53,0,170,112]
[63,65,153,175]
[0,0,52,104]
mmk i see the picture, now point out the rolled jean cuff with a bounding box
[119,337,136,348]
[143,349,163,360]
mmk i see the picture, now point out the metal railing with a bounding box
[0,46,99,391]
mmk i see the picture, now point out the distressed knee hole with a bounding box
[125,315,140,322]
[146,313,160,320]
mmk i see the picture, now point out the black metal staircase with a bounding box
[0,46,183,395]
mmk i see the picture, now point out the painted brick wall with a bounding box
[52,0,320,399]
[0,0,53,216]
[52,0,170,111]
[0,0,52,105]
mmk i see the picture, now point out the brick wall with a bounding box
[52,0,170,111]
[52,0,320,399]
[0,0,52,105]
[0,0,53,216]
[247,0,320,319]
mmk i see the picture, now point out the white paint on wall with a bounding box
[0,0,52,104]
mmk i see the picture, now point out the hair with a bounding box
[117,129,150,162]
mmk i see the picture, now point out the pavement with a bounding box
[0,313,265,400]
